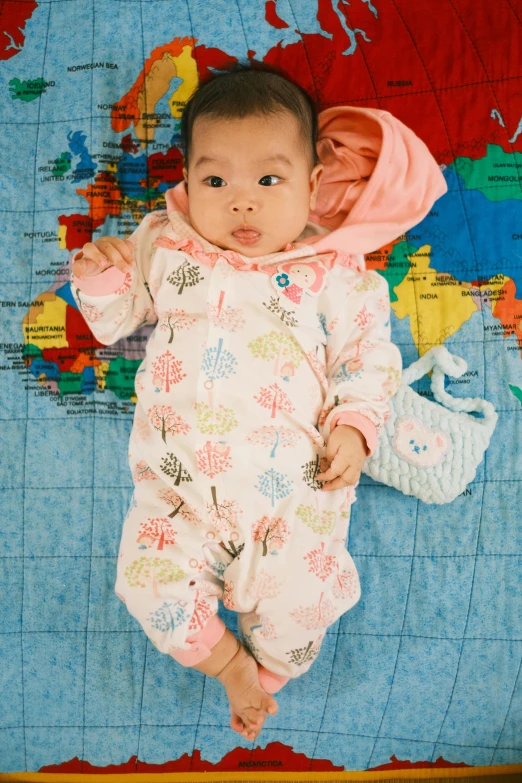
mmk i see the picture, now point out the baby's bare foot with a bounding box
[217,643,278,740]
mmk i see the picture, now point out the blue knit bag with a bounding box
[362,346,498,504]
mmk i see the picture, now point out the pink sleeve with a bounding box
[330,411,378,455]
[71,265,127,295]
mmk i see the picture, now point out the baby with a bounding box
[70,65,445,741]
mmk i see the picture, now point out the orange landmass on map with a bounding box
[365,239,399,272]
[490,276,522,356]
[112,37,193,140]
[41,347,99,373]
[112,37,239,145]
[75,170,123,226]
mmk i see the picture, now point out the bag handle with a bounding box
[402,346,497,421]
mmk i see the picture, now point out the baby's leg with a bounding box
[115,480,276,738]
[236,525,361,687]
[188,624,278,740]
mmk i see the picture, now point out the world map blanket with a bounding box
[0,0,521,776]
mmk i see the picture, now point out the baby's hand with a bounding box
[317,425,368,491]
[72,236,135,279]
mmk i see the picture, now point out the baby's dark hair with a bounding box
[180,63,320,169]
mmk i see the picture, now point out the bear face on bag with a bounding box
[392,415,450,467]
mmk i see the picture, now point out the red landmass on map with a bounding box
[39,742,343,773]
[265,0,289,29]
[369,754,470,772]
[0,1,38,60]
[121,134,139,154]
[264,0,522,163]
[65,304,106,352]
[148,146,185,189]
[38,741,475,775]
[191,43,239,81]
[58,215,102,251]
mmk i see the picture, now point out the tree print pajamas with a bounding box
[71,209,401,679]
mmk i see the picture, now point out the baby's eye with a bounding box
[204,176,226,188]
[259,175,281,186]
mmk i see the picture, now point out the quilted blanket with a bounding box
[0,0,521,776]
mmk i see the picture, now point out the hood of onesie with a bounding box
[165,105,447,257]
[301,106,447,256]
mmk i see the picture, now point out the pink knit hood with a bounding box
[165,105,447,256]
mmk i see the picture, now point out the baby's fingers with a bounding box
[95,237,134,272]
[72,247,111,278]
[316,452,350,484]
[321,467,360,492]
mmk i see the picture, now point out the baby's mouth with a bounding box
[231,227,261,246]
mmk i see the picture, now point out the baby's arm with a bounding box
[317,267,402,489]
[70,212,165,345]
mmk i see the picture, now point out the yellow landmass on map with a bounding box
[169,45,198,118]
[94,360,110,390]
[57,224,67,250]
[392,245,478,355]
[22,296,68,349]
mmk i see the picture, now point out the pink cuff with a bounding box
[71,265,127,295]
[257,665,289,694]
[169,614,226,666]
[330,411,378,455]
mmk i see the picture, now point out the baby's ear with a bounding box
[309,163,324,210]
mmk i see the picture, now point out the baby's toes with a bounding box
[250,689,278,717]
[241,706,267,734]
[230,710,262,740]
[230,713,247,736]
[259,693,278,716]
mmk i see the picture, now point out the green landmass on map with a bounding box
[379,239,419,303]
[449,144,522,202]
[509,385,522,405]
[9,77,50,102]
[22,344,43,363]
[104,356,143,399]
[52,152,72,177]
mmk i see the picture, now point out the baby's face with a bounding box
[183,112,323,257]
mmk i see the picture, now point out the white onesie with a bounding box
[70,206,401,678]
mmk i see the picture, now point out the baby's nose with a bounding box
[230,191,258,213]
[231,202,255,213]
